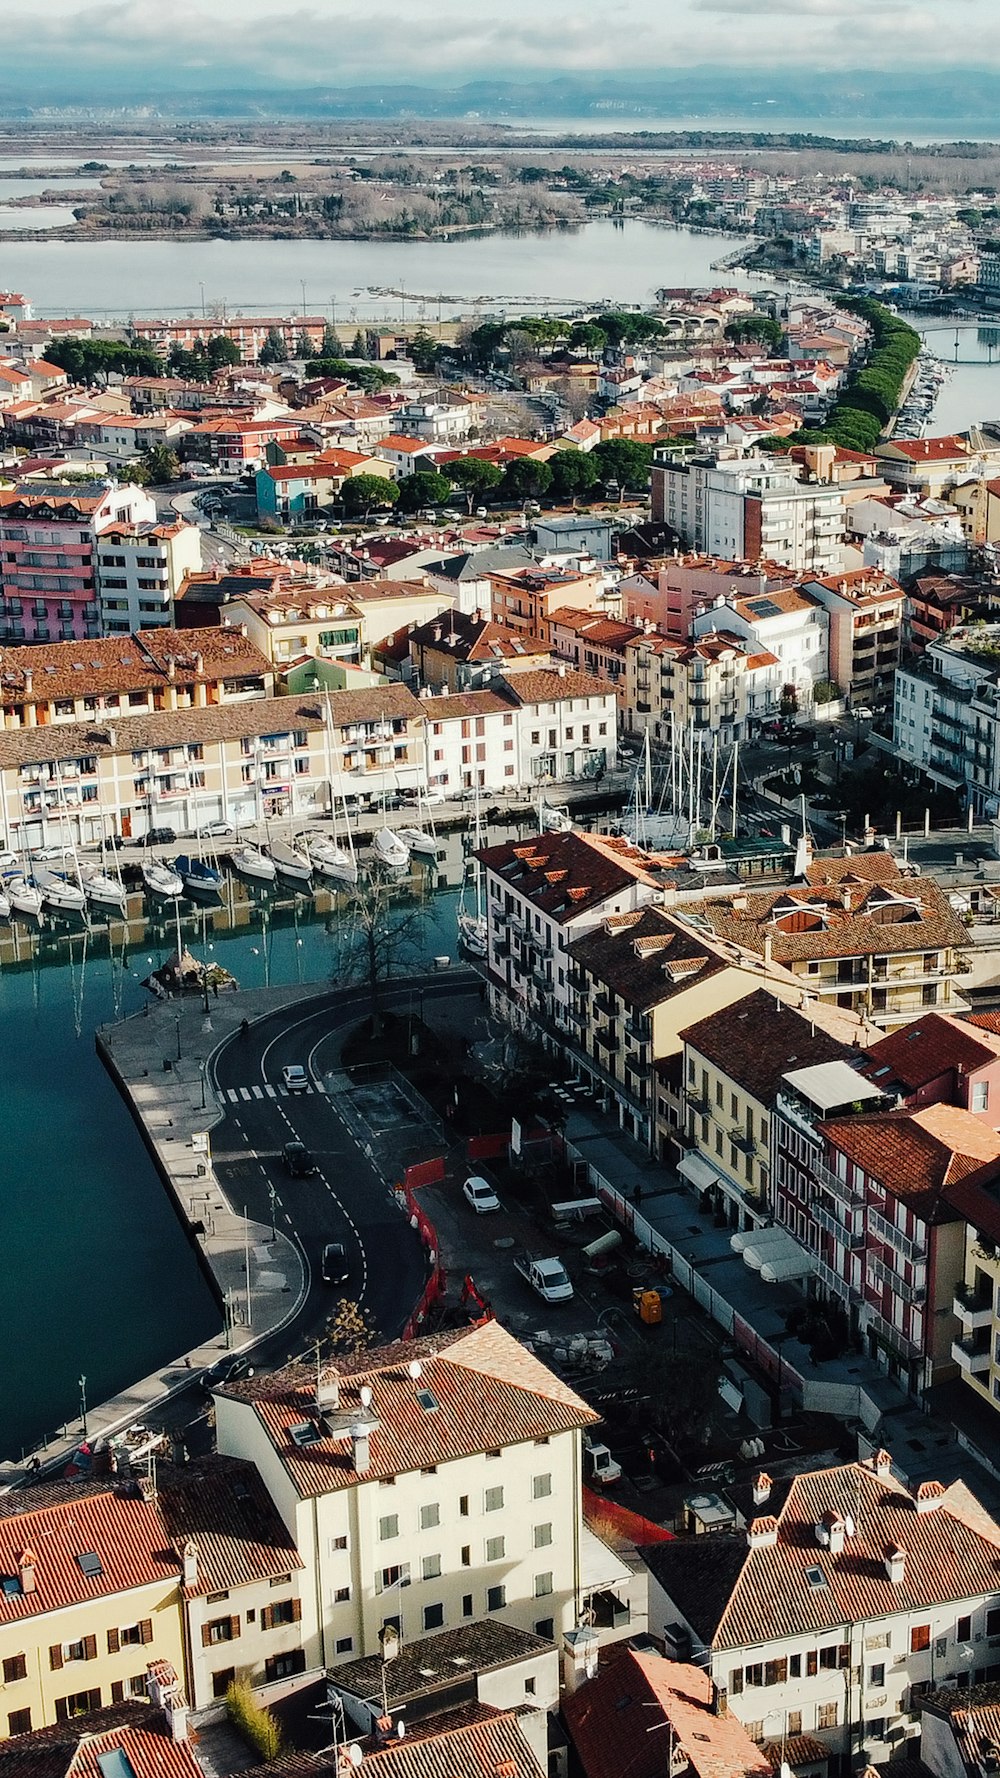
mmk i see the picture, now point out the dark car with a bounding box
[321,1241,350,1285]
[283,1140,317,1178]
[201,1353,254,1394]
[143,826,177,846]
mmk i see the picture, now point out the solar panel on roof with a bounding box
[77,1550,103,1578]
[747,598,782,618]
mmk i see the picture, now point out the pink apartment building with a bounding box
[0,480,156,643]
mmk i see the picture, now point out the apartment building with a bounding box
[0,481,157,644]
[643,1454,1000,1762]
[619,555,797,641]
[951,1218,1000,1421]
[875,435,976,498]
[859,1011,1000,1120]
[651,451,846,577]
[546,609,642,707]
[0,627,272,731]
[131,315,328,364]
[624,630,779,746]
[690,585,829,717]
[347,581,455,654]
[225,586,363,670]
[800,568,904,708]
[680,990,866,1233]
[422,689,518,793]
[498,669,618,784]
[562,909,785,1156]
[96,522,203,633]
[488,566,609,639]
[408,610,550,692]
[688,853,971,1030]
[479,829,661,1037]
[0,684,424,847]
[894,626,1000,818]
[213,1321,600,1667]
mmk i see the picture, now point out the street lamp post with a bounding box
[79,1375,88,1441]
[175,1015,182,1061]
[268,1181,277,1243]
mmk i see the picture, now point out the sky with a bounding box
[0,0,995,91]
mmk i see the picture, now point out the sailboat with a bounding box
[373,824,409,870]
[6,871,43,918]
[230,840,277,882]
[309,692,360,884]
[81,814,128,912]
[142,857,183,898]
[397,788,438,858]
[34,864,87,913]
[175,853,223,896]
[457,783,488,957]
[266,835,313,886]
[538,793,572,834]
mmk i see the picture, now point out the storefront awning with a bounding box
[736,1226,812,1283]
[677,1152,720,1192]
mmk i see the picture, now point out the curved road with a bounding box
[209,974,477,1365]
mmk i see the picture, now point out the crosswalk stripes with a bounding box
[224,1082,320,1103]
[251,1085,264,1099]
[264,1084,277,1098]
[239,1087,251,1101]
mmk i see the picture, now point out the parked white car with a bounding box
[463,1175,500,1214]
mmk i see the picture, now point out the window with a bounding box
[266,1600,298,1628]
[817,1703,838,1731]
[911,1625,931,1653]
[730,1670,744,1696]
[744,1723,764,1744]
[818,1645,847,1670]
[3,1656,27,1684]
[535,1618,554,1639]
[423,1603,444,1631]
[420,1503,440,1530]
[957,1616,972,1642]
[764,1659,787,1686]
[534,1572,553,1598]
[212,1669,236,1700]
[485,1486,504,1512]
[525,1678,536,1697]
[265,1650,306,1684]
[870,1663,885,1686]
[335,1638,354,1655]
[806,1652,818,1677]
[787,1713,802,1737]
[204,1618,238,1646]
[379,1514,399,1541]
[534,1523,553,1548]
[463,1595,473,1618]
[334,1586,351,1604]
[533,1474,552,1499]
[422,1555,442,1581]
[789,1655,801,1679]
[487,1585,506,1612]
[486,1537,505,1562]
[745,1664,763,1689]
[461,1545,471,1566]
[987,1607,1000,1636]
[972,1081,990,1113]
[8,1710,31,1737]
[55,1691,102,1721]
[459,1495,469,1516]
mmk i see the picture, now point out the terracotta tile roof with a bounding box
[0,627,270,705]
[478,830,659,926]
[689,873,968,965]
[570,906,724,1011]
[818,1103,1000,1215]
[642,1461,1000,1652]
[547,608,643,648]
[759,1735,831,1770]
[0,1486,178,1624]
[0,1705,198,1778]
[330,1621,552,1709]
[860,1012,1000,1093]
[967,1011,1000,1036]
[733,587,822,619]
[157,1457,303,1596]
[923,1680,1000,1769]
[880,434,971,463]
[353,1710,545,1778]
[681,988,857,1104]
[422,690,514,720]
[564,1647,771,1778]
[0,481,110,516]
[409,610,548,664]
[497,668,611,706]
[216,1321,598,1500]
[805,852,902,887]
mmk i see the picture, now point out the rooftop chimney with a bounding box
[752,1472,772,1507]
[317,1370,340,1413]
[915,1480,945,1515]
[181,1539,198,1589]
[747,1515,779,1549]
[351,1424,371,1473]
[884,1543,906,1584]
[825,1513,846,1558]
[872,1448,893,1481]
[146,1660,188,1741]
[18,1549,36,1595]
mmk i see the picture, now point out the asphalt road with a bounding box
[208,975,474,1363]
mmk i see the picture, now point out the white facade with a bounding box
[97,524,203,632]
[692,592,829,713]
[654,452,846,576]
[895,630,1000,814]
[510,685,618,785]
[423,693,519,793]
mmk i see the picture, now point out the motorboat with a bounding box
[266,838,313,886]
[305,833,358,884]
[80,867,128,912]
[0,885,10,920]
[396,826,438,857]
[174,854,223,896]
[6,874,43,918]
[142,858,183,898]
[540,804,573,833]
[34,865,87,913]
[229,842,277,883]
[373,826,410,870]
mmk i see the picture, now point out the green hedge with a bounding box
[793,298,921,454]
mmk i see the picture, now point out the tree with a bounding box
[319,323,342,358]
[547,448,599,503]
[780,682,799,720]
[324,1297,377,1358]
[337,876,429,1029]
[257,326,288,366]
[294,330,314,360]
[568,321,608,355]
[396,468,453,512]
[340,474,399,520]
[350,329,369,359]
[499,456,552,504]
[590,438,653,490]
[206,333,241,369]
[724,313,784,350]
[449,455,504,513]
[407,328,439,374]
[136,445,181,485]
[226,1682,282,1763]
[45,335,162,384]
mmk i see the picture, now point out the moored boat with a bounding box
[229,842,277,883]
[373,826,409,869]
[266,837,313,885]
[34,866,87,913]
[142,859,183,898]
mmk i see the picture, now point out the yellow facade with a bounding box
[951,1232,1000,1412]
[0,1582,184,1740]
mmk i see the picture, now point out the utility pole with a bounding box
[79,1375,88,1441]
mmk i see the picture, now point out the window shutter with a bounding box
[107,1628,120,1654]
[55,1697,68,1721]
[291,1599,302,1623]
[229,1616,241,1640]
[261,1606,274,1632]
[807,1651,817,1677]
[83,1636,97,1662]
[201,1624,213,1649]
[50,1644,63,1671]
[111,1682,124,1705]
[139,1620,153,1645]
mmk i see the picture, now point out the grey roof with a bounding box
[328,1620,553,1706]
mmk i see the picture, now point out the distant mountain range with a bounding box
[0,68,997,133]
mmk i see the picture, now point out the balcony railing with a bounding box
[812,1202,865,1247]
[951,1334,991,1375]
[814,1255,862,1305]
[867,1252,925,1302]
[953,1284,995,1329]
[814,1158,864,1207]
[864,1303,922,1361]
[868,1207,923,1263]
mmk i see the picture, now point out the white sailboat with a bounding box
[396,824,437,857]
[34,865,87,913]
[6,873,43,918]
[373,824,410,870]
[310,692,360,884]
[457,783,488,957]
[267,836,313,886]
[142,857,183,898]
[230,840,277,882]
[538,793,572,834]
[81,865,127,912]
[0,883,11,920]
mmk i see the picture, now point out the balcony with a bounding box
[594,993,617,1019]
[865,1304,922,1361]
[951,1333,991,1376]
[814,1158,864,1207]
[868,1207,923,1263]
[953,1284,995,1330]
[812,1202,865,1247]
[814,1255,862,1305]
[867,1251,925,1302]
[594,1026,619,1054]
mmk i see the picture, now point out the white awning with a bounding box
[678,1152,721,1192]
[731,1226,789,1257]
[738,1228,812,1283]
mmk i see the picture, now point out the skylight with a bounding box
[76,1551,103,1578]
[805,1565,827,1590]
[417,1388,440,1413]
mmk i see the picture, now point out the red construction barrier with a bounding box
[404,1156,446,1190]
[467,1132,509,1163]
[398,1160,447,1340]
[583,1486,674,1544]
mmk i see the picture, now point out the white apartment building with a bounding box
[97,521,203,632]
[479,828,660,1036]
[652,451,846,576]
[213,1322,599,1670]
[500,669,618,784]
[643,1454,1000,1763]
[691,586,829,715]
[894,626,1000,816]
[422,689,519,793]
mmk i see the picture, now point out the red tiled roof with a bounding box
[0,1489,178,1625]
[565,1648,770,1778]
[217,1321,598,1500]
[0,1704,199,1778]
[497,668,611,705]
[681,988,856,1104]
[818,1102,1000,1215]
[693,872,967,965]
[354,1710,544,1778]
[881,434,971,463]
[861,1012,1000,1093]
[479,829,658,926]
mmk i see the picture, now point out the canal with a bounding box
[0,818,530,1461]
